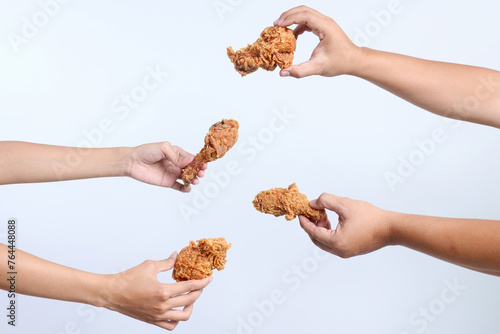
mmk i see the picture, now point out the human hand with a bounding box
[298,193,393,258]
[127,142,207,192]
[274,6,360,78]
[100,252,213,331]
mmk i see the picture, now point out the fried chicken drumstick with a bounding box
[253,183,326,222]
[172,238,231,282]
[227,26,296,76]
[181,119,239,186]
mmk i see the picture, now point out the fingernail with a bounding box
[280,70,290,77]
[169,251,177,258]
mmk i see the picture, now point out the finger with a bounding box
[298,216,334,252]
[275,7,324,34]
[197,169,205,178]
[293,23,312,39]
[168,276,213,295]
[299,215,334,246]
[161,304,194,322]
[280,60,322,78]
[200,163,208,171]
[316,217,332,230]
[309,235,332,253]
[167,289,202,308]
[155,252,178,273]
[170,145,195,168]
[312,193,347,215]
[274,5,320,26]
[172,181,191,193]
[154,319,179,331]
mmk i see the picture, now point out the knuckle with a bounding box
[153,304,168,314]
[143,259,155,268]
[180,312,191,321]
[164,323,176,331]
[318,193,330,203]
[157,288,171,301]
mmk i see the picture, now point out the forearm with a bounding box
[0,244,106,306]
[352,48,500,128]
[389,212,500,275]
[0,142,132,184]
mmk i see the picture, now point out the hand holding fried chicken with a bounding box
[253,183,326,221]
[181,119,239,186]
[227,26,296,76]
[172,238,231,282]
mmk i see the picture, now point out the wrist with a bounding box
[385,211,406,246]
[115,147,134,178]
[92,274,115,309]
[348,47,374,78]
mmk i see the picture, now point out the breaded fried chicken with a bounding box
[172,238,231,282]
[253,183,326,221]
[227,26,296,76]
[181,119,239,186]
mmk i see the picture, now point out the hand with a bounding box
[100,253,213,331]
[127,142,207,192]
[298,193,393,258]
[274,6,360,78]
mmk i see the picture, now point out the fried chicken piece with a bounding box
[172,237,231,282]
[227,26,296,76]
[253,183,326,222]
[181,119,239,186]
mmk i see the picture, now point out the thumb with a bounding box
[280,61,321,78]
[155,252,178,273]
[312,193,346,216]
[175,148,195,168]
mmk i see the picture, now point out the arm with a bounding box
[298,193,500,276]
[275,6,500,128]
[0,141,206,192]
[0,244,212,330]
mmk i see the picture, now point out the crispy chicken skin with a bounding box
[227,26,296,76]
[172,238,231,282]
[253,183,326,222]
[181,119,239,186]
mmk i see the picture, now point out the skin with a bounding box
[275,6,500,275]
[0,247,212,330]
[274,6,500,128]
[299,195,500,276]
[0,140,210,330]
[0,141,207,192]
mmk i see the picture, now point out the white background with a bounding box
[1,0,500,333]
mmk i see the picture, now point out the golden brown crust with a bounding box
[227,26,296,77]
[172,237,231,282]
[253,183,326,221]
[181,119,239,186]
